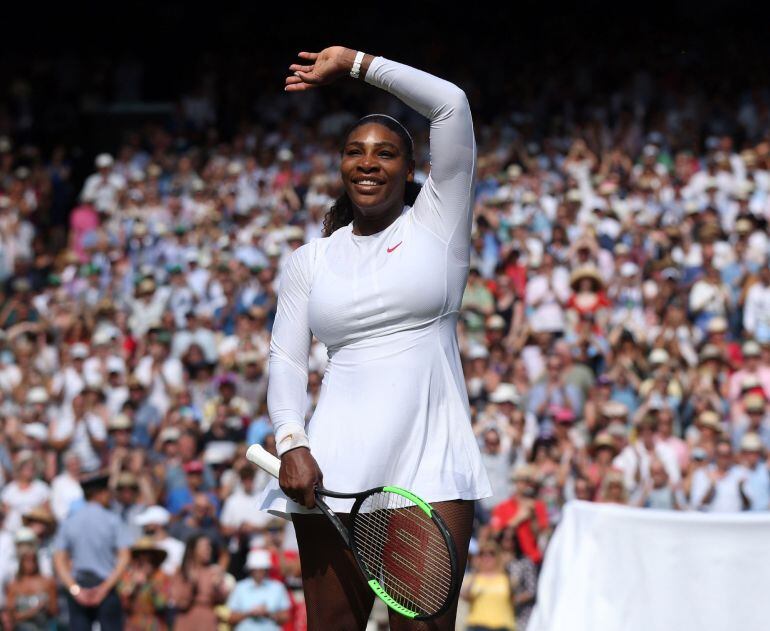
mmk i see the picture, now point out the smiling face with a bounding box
[340,122,414,220]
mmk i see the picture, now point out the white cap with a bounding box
[14,527,38,545]
[265,244,281,258]
[159,427,181,443]
[488,383,520,405]
[486,314,506,330]
[707,317,728,334]
[246,549,273,570]
[284,226,305,242]
[648,348,670,365]
[95,153,114,169]
[620,262,639,277]
[106,357,125,374]
[92,330,113,346]
[203,441,236,465]
[467,344,489,360]
[135,506,171,527]
[70,343,89,359]
[22,423,48,442]
[26,387,49,405]
[109,414,132,431]
[276,148,293,162]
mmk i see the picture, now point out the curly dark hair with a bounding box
[322,114,422,237]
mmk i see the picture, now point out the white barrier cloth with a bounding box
[529,501,770,631]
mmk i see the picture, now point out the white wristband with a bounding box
[350,51,365,79]
[275,424,311,457]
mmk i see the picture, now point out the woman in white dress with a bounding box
[260,45,492,630]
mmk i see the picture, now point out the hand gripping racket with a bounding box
[246,444,459,620]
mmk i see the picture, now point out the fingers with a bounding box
[297,51,319,60]
[284,76,319,92]
[302,486,316,509]
[289,63,314,73]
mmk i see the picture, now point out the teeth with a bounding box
[356,180,381,185]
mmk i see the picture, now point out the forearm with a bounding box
[740,485,751,510]
[229,610,251,625]
[267,357,310,455]
[356,50,468,124]
[101,548,130,592]
[699,485,716,508]
[53,551,76,589]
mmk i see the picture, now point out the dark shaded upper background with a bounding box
[2,0,769,229]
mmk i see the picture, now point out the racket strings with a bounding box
[352,491,453,616]
[355,504,449,613]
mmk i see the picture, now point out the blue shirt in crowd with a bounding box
[226,576,291,631]
[54,501,135,580]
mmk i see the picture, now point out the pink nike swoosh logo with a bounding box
[387,241,403,253]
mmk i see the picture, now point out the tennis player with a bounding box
[259,45,492,630]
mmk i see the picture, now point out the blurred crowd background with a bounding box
[2,2,770,630]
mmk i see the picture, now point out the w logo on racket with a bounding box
[381,508,430,597]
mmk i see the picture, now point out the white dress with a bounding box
[259,54,492,517]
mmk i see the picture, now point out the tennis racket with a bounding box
[246,444,459,620]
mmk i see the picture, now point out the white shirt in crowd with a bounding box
[158,536,185,575]
[613,440,681,492]
[134,355,185,415]
[50,471,84,522]
[50,366,86,404]
[690,465,748,512]
[1,480,51,533]
[49,411,107,472]
[743,282,770,338]
[80,171,126,213]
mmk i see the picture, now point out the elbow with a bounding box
[432,87,471,122]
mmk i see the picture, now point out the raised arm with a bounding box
[362,55,477,244]
[287,47,477,244]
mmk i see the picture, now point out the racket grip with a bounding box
[246,444,281,479]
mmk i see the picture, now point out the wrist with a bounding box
[275,423,310,457]
[338,48,375,81]
[337,47,358,74]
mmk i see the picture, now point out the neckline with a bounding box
[349,205,409,241]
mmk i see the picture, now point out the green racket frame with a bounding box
[317,485,460,620]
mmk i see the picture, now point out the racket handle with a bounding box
[246,444,281,479]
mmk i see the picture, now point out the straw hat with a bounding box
[601,401,629,419]
[740,433,764,453]
[590,432,618,455]
[569,266,604,291]
[743,393,766,413]
[22,506,56,528]
[130,537,168,566]
[697,411,724,433]
[510,464,539,483]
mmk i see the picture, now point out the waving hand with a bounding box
[285,46,367,91]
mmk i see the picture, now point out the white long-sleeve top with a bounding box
[259,55,492,516]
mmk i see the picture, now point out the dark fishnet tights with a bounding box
[293,499,475,631]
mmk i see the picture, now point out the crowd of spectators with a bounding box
[1,42,770,630]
